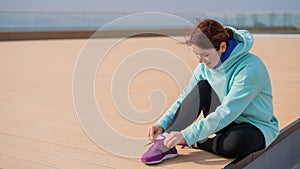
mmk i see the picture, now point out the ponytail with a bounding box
[190,19,234,50]
[224,27,233,40]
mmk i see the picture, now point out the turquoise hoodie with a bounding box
[157,27,279,147]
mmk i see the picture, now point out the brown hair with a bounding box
[189,19,233,50]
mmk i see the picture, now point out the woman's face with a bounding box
[190,42,226,69]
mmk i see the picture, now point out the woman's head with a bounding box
[188,19,234,68]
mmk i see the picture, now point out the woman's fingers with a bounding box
[147,126,156,140]
[150,128,154,140]
[164,131,185,148]
[147,125,163,140]
[164,136,176,148]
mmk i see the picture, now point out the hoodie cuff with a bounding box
[156,120,169,132]
[181,126,198,146]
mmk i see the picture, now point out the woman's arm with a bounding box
[156,64,205,131]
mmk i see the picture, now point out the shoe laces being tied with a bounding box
[145,137,166,151]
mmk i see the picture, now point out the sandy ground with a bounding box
[0,35,299,169]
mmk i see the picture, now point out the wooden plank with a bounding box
[0,125,109,155]
[0,143,112,169]
[0,127,230,169]
[0,128,170,169]
[0,154,53,169]
[0,129,225,169]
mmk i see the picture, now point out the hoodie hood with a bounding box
[214,26,254,71]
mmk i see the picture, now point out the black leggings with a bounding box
[166,80,265,158]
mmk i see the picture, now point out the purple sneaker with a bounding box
[141,135,178,164]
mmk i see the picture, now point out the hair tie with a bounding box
[224,28,230,39]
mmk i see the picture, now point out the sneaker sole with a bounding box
[143,153,178,165]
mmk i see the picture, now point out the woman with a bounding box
[141,19,279,164]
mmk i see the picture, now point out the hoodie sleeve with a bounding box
[156,64,205,131]
[181,60,267,145]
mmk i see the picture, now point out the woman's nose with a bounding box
[196,54,204,63]
[195,54,201,62]
[198,58,203,63]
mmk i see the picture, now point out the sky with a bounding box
[0,0,300,13]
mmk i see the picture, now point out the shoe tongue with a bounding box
[156,132,168,139]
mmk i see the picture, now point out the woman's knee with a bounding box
[215,134,243,158]
[215,126,265,158]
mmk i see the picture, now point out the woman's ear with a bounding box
[220,41,227,53]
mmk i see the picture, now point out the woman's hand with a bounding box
[164,131,185,148]
[147,125,164,140]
